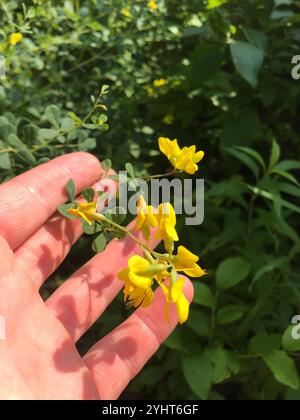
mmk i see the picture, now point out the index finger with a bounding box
[0,152,103,249]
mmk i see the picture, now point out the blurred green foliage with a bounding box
[1,0,300,400]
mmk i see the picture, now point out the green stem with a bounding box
[96,215,163,260]
[134,169,178,181]
[209,290,219,344]
[0,147,16,154]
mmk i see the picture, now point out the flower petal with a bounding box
[176,294,189,324]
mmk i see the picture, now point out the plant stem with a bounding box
[209,290,219,344]
[95,214,163,260]
[132,169,178,181]
[0,147,16,154]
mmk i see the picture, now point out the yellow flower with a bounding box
[9,32,23,46]
[160,277,189,324]
[67,202,102,225]
[154,259,169,282]
[173,246,206,277]
[118,255,166,289]
[146,85,155,96]
[134,195,158,240]
[163,114,174,125]
[118,255,168,307]
[121,7,132,18]
[147,0,158,12]
[153,78,168,88]
[158,137,204,175]
[119,268,154,308]
[154,202,179,253]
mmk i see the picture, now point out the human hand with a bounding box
[0,153,193,400]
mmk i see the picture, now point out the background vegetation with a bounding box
[1,0,300,400]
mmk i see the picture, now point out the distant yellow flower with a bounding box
[163,114,174,125]
[121,7,132,18]
[146,85,155,96]
[134,195,158,240]
[160,277,189,324]
[154,202,179,253]
[67,202,102,225]
[9,32,23,46]
[148,0,158,12]
[153,78,168,88]
[158,137,204,175]
[173,246,206,277]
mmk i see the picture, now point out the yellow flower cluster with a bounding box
[9,32,23,46]
[118,196,206,324]
[66,137,206,325]
[153,78,168,88]
[147,0,158,12]
[68,202,103,225]
[159,137,205,175]
[121,7,132,18]
[163,114,174,125]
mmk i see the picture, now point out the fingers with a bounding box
[46,225,159,342]
[0,152,102,250]
[14,174,116,290]
[14,214,83,290]
[0,236,14,279]
[83,278,194,399]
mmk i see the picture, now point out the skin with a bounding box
[0,152,193,400]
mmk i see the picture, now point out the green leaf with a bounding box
[57,203,77,219]
[100,84,110,96]
[230,41,264,88]
[135,366,165,385]
[248,333,281,356]
[271,169,299,186]
[0,152,11,169]
[269,140,281,169]
[193,283,214,309]
[263,350,299,390]
[68,111,82,125]
[273,160,300,172]
[39,128,59,140]
[164,328,190,353]
[105,207,127,224]
[282,326,300,352]
[6,134,36,165]
[208,347,240,384]
[82,221,103,235]
[216,256,251,290]
[61,117,75,131]
[102,159,112,172]
[242,27,268,50]
[206,0,227,9]
[0,122,14,139]
[82,187,95,202]
[250,257,286,288]
[224,147,259,178]
[66,179,76,202]
[45,105,60,129]
[125,162,135,178]
[79,138,96,151]
[216,304,246,325]
[247,185,300,215]
[182,353,213,400]
[92,233,107,253]
[234,146,266,171]
[187,308,210,337]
